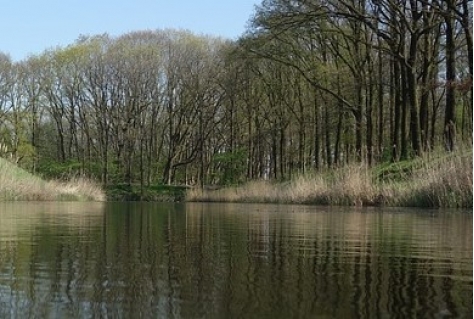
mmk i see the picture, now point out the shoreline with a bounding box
[186,153,472,209]
[0,158,105,202]
[2,151,471,208]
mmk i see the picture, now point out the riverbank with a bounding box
[106,184,188,201]
[187,151,472,208]
[0,158,105,201]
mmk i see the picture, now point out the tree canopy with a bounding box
[0,0,471,188]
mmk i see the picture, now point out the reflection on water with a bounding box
[0,202,471,318]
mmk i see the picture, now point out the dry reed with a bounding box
[187,152,472,208]
[0,158,105,201]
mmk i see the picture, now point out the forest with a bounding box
[0,0,472,194]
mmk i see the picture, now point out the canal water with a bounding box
[0,202,471,318]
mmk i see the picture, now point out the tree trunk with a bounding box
[444,3,456,151]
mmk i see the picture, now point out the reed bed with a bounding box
[391,153,472,208]
[0,158,105,201]
[187,151,472,208]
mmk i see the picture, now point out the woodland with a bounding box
[0,0,471,196]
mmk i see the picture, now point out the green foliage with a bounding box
[373,160,421,182]
[212,148,248,185]
[37,159,83,179]
[16,142,36,168]
[0,137,36,170]
[0,13,471,192]
[106,184,188,201]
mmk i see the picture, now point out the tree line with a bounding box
[0,0,471,188]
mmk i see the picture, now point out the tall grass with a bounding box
[187,151,472,208]
[0,158,105,201]
[391,152,472,208]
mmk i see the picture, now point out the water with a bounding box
[0,202,471,318]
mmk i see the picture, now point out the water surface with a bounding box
[0,202,471,318]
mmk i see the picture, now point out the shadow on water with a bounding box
[0,202,471,318]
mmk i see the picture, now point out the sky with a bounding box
[1,0,260,61]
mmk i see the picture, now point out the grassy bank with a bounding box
[187,151,472,208]
[0,158,105,201]
[106,184,188,201]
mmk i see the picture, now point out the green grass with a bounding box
[106,184,188,201]
[0,157,105,201]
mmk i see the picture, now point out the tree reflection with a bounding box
[0,203,471,318]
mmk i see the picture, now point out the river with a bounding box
[0,202,471,318]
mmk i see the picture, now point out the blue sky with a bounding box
[1,0,259,61]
